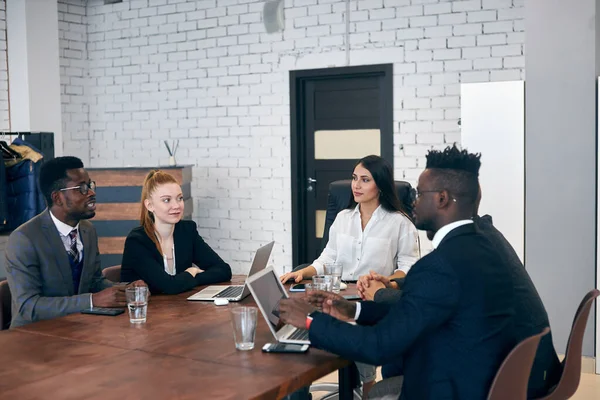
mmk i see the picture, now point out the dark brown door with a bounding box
[290,64,393,266]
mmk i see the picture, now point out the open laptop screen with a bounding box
[248,269,287,329]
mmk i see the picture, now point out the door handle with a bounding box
[307,177,317,184]
[307,177,316,192]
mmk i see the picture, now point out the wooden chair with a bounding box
[487,327,550,400]
[534,289,600,400]
[0,279,11,330]
[102,265,122,283]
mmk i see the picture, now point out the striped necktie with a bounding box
[68,229,79,262]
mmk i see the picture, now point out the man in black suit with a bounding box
[280,145,547,400]
[357,193,561,398]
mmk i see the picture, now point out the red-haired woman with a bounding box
[121,170,231,294]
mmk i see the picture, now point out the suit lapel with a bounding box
[40,210,74,295]
[79,222,96,293]
[438,223,477,247]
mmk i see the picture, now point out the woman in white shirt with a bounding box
[280,155,420,284]
[280,155,420,398]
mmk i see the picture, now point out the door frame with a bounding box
[289,64,394,267]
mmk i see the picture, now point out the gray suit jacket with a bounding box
[5,209,113,328]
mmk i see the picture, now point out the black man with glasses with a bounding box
[5,156,147,328]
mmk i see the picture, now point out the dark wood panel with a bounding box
[93,220,140,237]
[100,254,123,269]
[314,88,380,120]
[95,183,192,204]
[313,117,380,131]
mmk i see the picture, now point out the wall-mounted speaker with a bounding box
[263,0,285,33]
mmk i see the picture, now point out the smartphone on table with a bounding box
[289,283,306,292]
[81,307,125,316]
[262,343,309,353]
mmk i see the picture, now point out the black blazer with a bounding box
[309,224,518,400]
[120,220,232,294]
[372,216,561,397]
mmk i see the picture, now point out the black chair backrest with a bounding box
[0,279,11,330]
[321,179,415,253]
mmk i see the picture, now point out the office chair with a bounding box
[0,279,11,330]
[487,327,550,400]
[320,179,415,256]
[534,289,600,400]
[102,265,122,283]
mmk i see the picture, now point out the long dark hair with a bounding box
[348,155,409,217]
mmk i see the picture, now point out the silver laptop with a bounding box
[187,241,274,301]
[246,266,310,345]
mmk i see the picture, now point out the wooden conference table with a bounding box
[0,276,357,399]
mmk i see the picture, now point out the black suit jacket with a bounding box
[372,216,561,397]
[120,220,232,294]
[309,224,517,400]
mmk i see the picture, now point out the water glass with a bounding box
[312,275,333,292]
[230,306,258,351]
[305,282,327,310]
[126,286,149,324]
[324,263,343,293]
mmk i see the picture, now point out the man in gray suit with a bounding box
[5,156,143,328]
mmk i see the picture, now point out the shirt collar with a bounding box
[432,220,473,249]
[351,204,385,217]
[49,211,79,237]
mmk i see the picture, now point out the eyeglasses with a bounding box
[415,189,458,202]
[415,190,441,199]
[59,181,96,195]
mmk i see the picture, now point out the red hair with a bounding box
[140,170,179,254]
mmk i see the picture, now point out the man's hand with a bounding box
[92,286,127,308]
[127,280,147,288]
[361,279,386,301]
[279,298,317,329]
[126,280,150,299]
[308,290,357,322]
[185,267,202,278]
[358,271,398,300]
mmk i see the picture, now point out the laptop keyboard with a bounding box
[214,286,244,299]
[288,329,309,341]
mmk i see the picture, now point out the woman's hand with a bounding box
[185,267,202,278]
[280,269,304,284]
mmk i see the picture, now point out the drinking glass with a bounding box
[230,306,258,351]
[324,263,343,293]
[312,275,333,292]
[126,286,149,324]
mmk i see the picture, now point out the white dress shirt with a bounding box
[50,211,83,262]
[431,220,473,249]
[49,211,93,307]
[313,205,420,281]
[163,246,176,276]
[353,219,474,320]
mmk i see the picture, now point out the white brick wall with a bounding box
[0,0,8,131]
[59,0,90,160]
[62,0,525,273]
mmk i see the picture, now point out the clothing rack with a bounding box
[1,132,55,162]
